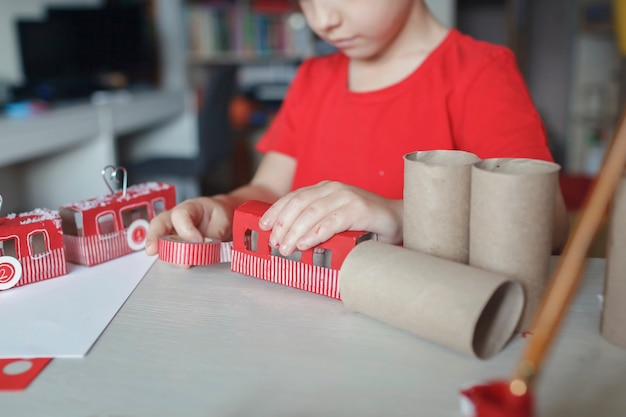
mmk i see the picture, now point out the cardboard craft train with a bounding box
[0,195,369,298]
[230,200,373,300]
[156,200,373,299]
[0,182,176,291]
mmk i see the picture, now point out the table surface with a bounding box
[3,257,626,417]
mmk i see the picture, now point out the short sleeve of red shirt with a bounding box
[256,29,555,199]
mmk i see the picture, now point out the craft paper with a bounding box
[404,150,479,264]
[0,251,155,358]
[469,158,559,331]
[339,240,524,359]
[601,175,626,349]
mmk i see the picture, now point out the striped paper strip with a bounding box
[64,231,135,266]
[220,241,233,263]
[231,250,340,299]
[158,236,221,265]
[13,248,67,289]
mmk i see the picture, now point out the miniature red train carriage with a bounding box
[59,182,176,266]
[0,208,67,291]
[231,200,373,299]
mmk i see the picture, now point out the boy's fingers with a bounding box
[293,200,358,253]
[146,204,205,256]
[170,206,205,243]
[260,181,330,229]
[264,183,334,248]
[259,193,291,230]
[145,212,173,256]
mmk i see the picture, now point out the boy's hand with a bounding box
[145,196,233,257]
[259,181,403,257]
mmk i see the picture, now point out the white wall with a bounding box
[0,166,25,213]
[425,0,457,27]
[566,33,620,173]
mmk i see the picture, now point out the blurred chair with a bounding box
[125,65,238,201]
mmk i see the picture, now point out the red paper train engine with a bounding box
[0,182,176,291]
[231,200,373,299]
[0,209,67,290]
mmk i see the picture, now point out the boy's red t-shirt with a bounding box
[256,29,554,200]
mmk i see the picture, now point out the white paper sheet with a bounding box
[0,252,156,358]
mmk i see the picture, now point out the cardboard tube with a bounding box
[469,158,560,331]
[339,240,524,359]
[601,175,626,349]
[404,150,480,263]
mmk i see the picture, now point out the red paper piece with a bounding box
[460,380,533,417]
[0,358,52,391]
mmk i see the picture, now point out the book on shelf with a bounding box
[186,1,314,61]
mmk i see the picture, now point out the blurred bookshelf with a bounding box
[183,0,320,101]
[184,0,314,65]
[179,0,319,192]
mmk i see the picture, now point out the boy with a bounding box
[145,0,569,260]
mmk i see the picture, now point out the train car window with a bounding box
[312,247,332,269]
[244,229,258,252]
[152,199,165,215]
[59,208,83,236]
[0,238,18,257]
[270,245,302,262]
[29,233,47,256]
[97,213,116,235]
[121,205,149,228]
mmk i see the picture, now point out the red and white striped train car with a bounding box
[0,208,67,291]
[231,200,373,299]
[59,182,176,266]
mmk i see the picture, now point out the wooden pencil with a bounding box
[510,110,626,395]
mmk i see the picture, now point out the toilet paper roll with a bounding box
[469,158,559,331]
[601,175,626,349]
[339,240,524,359]
[404,150,480,264]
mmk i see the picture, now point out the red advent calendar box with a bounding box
[0,208,67,291]
[231,200,373,299]
[59,182,176,266]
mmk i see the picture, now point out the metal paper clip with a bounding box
[101,165,128,198]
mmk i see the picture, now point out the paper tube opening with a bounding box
[404,150,480,166]
[472,281,524,359]
[339,241,525,358]
[474,158,560,176]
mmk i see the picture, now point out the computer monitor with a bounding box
[15,2,158,101]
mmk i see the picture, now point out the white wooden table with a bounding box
[2,258,625,417]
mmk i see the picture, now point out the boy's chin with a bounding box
[339,45,385,62]
[341,49,378,61]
